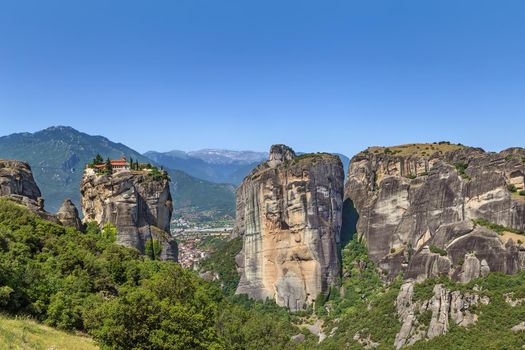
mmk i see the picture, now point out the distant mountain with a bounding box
[144,149,350,185]
[144,149,266,185]
[187,149,267,164]
[0,126,235,216]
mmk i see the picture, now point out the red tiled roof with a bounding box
[94,160,128,168]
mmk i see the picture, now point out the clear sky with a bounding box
[1,0,524,157]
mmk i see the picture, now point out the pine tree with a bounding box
[105,158,113,175]
[95,154,103,164]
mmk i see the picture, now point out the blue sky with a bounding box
[0,0,524,156]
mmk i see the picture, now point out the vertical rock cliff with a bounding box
[234,145,344,311]
[345,143,525,282]
[80,169,177,260]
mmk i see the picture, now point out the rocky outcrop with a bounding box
[56,199,84,231]
[0,159,59,223]
[0,160,42,200]
[345,144,525,281]
[234,145,344,311]
[394,281,489,348]
[80,169,177,260]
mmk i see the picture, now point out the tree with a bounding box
[105,158,113,175]
[129,157,133,170]
[94,154,103,164]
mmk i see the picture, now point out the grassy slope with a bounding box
[366,142,466,157]
[0,315,98,350]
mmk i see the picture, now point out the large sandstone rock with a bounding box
[80,169,177,260]
[234,145,344,311]
[345,144,525,281]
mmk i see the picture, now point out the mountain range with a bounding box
[144,150,349,185]
[0,126,349,219]
[143,149,266,185]
[0,126,235,216]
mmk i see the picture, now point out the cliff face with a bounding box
[345,144,525,282]
[80,169,177,260]
[234,145,344,311]
[0,160,42,201]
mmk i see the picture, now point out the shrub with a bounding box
[454,162,470,179]
[145,239,162,260]
[429,245,447,256]
[474,218,524,234]
[508,184,517,192]
[519,190,525,196]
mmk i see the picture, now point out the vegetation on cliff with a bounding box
[198,237,243,296]
[0,198,297,349]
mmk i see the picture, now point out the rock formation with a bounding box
[394,281,490,349]
[0,159,59,222]
[80,168,177,260]
[345,143,525,282]
[56,199,84,231]
[0,160,42,200]
[234,145,344,311]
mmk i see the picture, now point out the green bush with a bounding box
[508,184,517,192]
[145,239,162,260]
[519,190,525,196]
[474,218,524,234]
[454,162,470,179]
[429,244,448,256]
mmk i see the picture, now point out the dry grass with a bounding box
[0,315,99,350]
[511,192,525,201]
[500,231,525,245]
[366,142,466,157]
